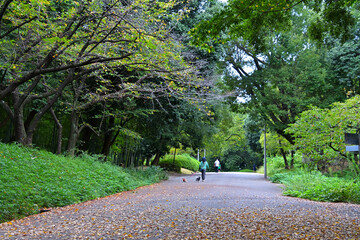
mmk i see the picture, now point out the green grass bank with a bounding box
[0,142,167,223]
[258,154,360,204]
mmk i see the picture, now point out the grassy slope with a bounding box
[0,142,167,223]
[271,169,360,203]
[261,154,360,204]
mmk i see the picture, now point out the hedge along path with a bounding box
[0,172,359,239]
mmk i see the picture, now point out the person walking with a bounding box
[214,158,220,173]
[199,157,209,182]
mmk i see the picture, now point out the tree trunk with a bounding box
[66,110,80,156]
[23,70,76,146]
[152,152,161,166]
[22,107,41,145]
[101,116,115,160]
[124,138,130,167]
[146,157,151,166]
[278,139,289,169]
[50,108,63,154]
[78,126,92,152]
[24,110,37,132]
[290,150,295,169]
[279,144,289,169]
[13,106,27,144]
[172,148,176,169]
[12,91,27,144]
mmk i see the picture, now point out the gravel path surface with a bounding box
[0,172,359,239]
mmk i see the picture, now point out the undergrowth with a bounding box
[266,155,360,204]
[0,142,167,223]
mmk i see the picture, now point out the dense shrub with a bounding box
[159,154,199,172]
[270,168,360,203]
[257,153,304,176]
[0,142,168,223]
[264,154,360,204]
[158,161,182,172]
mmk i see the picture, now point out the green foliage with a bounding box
[246,46,334,143]
[0,142,167,223]
[244,115,262,153]
[0,0,208,154]
[127,97,214,167]
[159,154,200,173]
[286,95,360,172]
[222,145,261,171]
[259,132,291,157]
[257,154,304,176]
[204,109,251,169]
[190,0,293,51]
[190,0,357,51]
[270,169,360,203]
[265,154,360,204]
[213,6,344,147]
[328,38,360,95]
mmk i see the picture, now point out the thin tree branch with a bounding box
[0,17,38,39]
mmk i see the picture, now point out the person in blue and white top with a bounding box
[199,157,209,182]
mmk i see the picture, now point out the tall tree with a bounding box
[197,5,348,167]
[0,0,203,148]
[327,37,360,95]
[286,96,360,172]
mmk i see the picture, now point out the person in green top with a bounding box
[199,157,209,182]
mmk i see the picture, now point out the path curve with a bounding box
[0,172,359,239]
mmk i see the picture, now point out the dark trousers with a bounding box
[201,169,206,180]
[215,166,219,173]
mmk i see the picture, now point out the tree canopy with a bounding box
[190,0,358,51]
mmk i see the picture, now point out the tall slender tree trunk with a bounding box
[66,74,84,156]
[280,148,289,169]
[67,110,80,156]
[102,116,115,160]
[290,150,295,169]
[50,108,63,154]
[124,137,129,167]
[12,91,27,144]
[279,140,289,169]
[78,115,99,152]
[13,106,27,144]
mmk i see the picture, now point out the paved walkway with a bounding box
[0,172,359,239]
